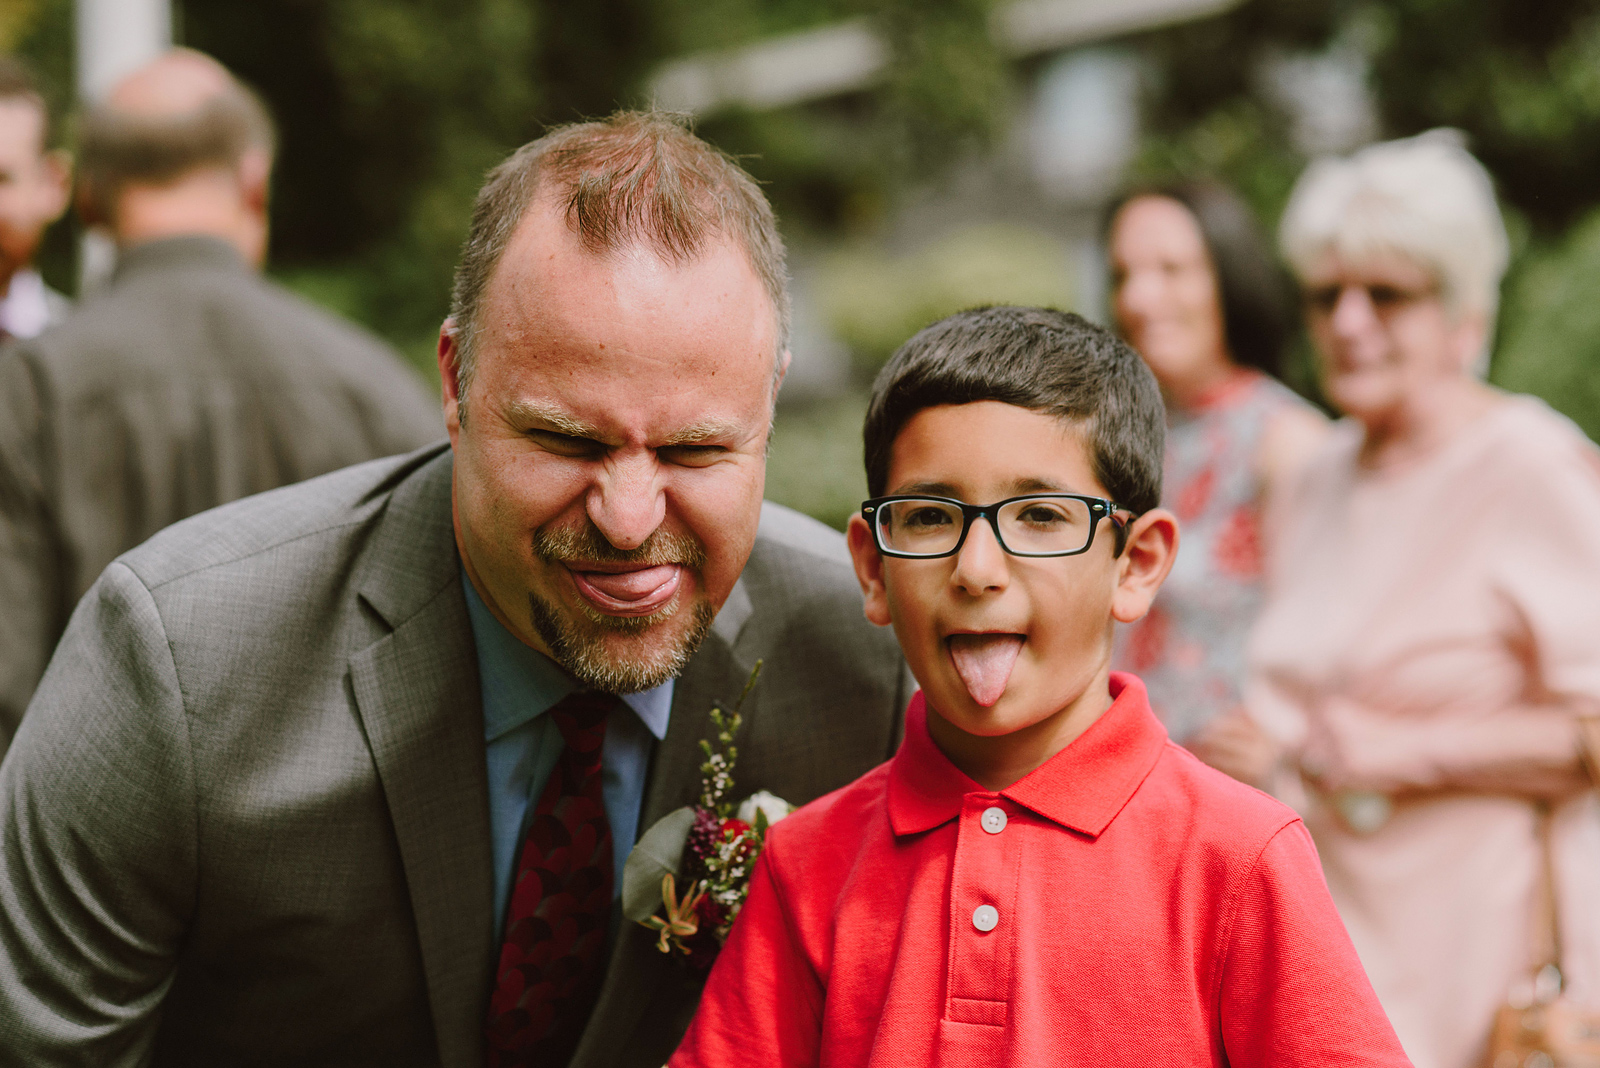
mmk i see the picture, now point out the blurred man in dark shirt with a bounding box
[0,56,70,342]
[0,48,442,753]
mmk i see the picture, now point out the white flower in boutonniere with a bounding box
[737,790,794,827]
[620,661,794,973]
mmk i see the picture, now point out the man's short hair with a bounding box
[77,66,276,224]
[448,111,790,418]
[1278,129,1509,342]
[863,306,1165,517]
[0,55,50,151]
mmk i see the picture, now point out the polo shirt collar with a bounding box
[887,672,1168,839]
[461,572,672,743]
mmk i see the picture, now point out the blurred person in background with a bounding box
[1247,131,1600,1068]
[0,48,440,755]
[1105,181,1326,762]
[0,56,70,342]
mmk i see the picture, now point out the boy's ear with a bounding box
[846,516,894,627]
[1111,508,1178,625]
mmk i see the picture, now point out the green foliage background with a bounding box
[6,0,1600,525]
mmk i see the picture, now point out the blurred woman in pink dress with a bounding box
[1246,130,1600,1068]
[1106,182,1327,753]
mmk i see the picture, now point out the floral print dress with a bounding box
[1114,369,1312,743]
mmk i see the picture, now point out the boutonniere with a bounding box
[621,660,794,972]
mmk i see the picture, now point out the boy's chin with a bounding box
[926,683,1056,738]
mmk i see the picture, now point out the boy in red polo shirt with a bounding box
[672,307,1410,1067]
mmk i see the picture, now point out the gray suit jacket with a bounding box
[0,444,910,1067]
[0,236,443,753]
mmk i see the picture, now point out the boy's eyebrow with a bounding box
[895,480,961,497]
[1011,477,1072,494]
[891,478,1087,499]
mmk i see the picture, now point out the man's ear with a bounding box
[847,515,893,627]
[40,149,72,224]
[237,148,272,216]
[770,348,791,406]
[438,319,463,446]
[74,179,107,230]
[1449,306,1490,376]
[1111,508,1178,624]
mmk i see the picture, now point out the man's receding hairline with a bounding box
[474,191,783,365]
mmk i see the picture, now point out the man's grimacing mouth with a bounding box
[567,561,687,618]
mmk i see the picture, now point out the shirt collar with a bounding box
[461,572,672,743]
[0,269,49,339]
[112,235,247,284]
[887,672,1168,839]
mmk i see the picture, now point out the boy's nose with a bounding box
[950,516,1010,595]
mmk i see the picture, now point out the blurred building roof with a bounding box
[649,0,1244,115]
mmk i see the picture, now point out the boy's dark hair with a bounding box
[863,306,1165,516]
[1103,181,1293,380]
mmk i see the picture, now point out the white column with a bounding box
[76,0,172,101]
[75,0,172,292]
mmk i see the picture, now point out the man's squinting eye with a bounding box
[527,429,604,458]
[658,444,728,468]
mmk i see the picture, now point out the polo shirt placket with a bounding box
[945,794,1021,1035]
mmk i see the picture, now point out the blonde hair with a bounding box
[1279,130,1509,345]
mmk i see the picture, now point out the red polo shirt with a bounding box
[672,674,1410,1067]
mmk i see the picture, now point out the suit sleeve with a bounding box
[1218,821,1412,1067]
[0,562,198,1066]
[0,343,68,755]
[670,846,825,1068]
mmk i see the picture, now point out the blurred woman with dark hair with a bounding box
[1106,181,1327,761]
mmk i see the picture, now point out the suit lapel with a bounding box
[347,448,495,1068]
[572,595,756,1066]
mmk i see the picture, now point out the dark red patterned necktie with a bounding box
[485,690,615,1067]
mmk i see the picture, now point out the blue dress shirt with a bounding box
[462,575,673,940]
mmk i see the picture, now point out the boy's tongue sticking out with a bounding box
[947,633,1024,707]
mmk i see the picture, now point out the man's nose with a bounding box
[951,516,1010,596]
[585,450,666,551]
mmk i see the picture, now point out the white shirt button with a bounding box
[972,904,999,932]
[980,806,1007,834]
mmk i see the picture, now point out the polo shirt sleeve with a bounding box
[1218,820,1413,1066]
[670,846,824,1068]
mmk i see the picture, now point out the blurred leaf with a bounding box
[816,223,1076,375]
[1492,209,1600,441]
[766,394,870,532]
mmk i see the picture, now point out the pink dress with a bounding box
[1248,395,1600,1068]
[1116,370,1313,742]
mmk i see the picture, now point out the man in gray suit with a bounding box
[0,49,441,751]
[0,111,908,1066]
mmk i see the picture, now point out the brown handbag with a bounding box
[1485,719,1600,1068]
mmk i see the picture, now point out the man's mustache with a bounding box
[531,523,707,570]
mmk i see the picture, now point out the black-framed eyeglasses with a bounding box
[861,494,1127,559]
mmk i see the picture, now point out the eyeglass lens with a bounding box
[874,497,1096,556]
[1305,282,1433,317]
